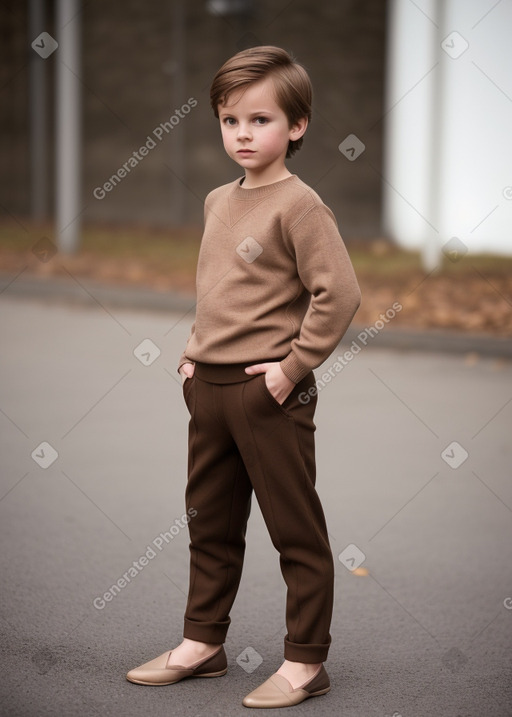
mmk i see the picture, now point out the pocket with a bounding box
[257,374,292,417]
[182,373,195,406]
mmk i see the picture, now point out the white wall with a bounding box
[383,0,512,262]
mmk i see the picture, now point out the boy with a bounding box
[127,45,361,709]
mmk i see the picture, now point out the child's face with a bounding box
[218,77,303,175]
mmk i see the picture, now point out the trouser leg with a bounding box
[228,372,334,664]
[182,376,252,644]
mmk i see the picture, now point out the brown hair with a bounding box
[210,46,312,158]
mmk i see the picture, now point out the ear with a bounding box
[289,117,308,142]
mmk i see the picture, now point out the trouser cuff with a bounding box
[284,635,331,663]
[183,617,230,644]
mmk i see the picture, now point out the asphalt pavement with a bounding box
[1,291,511,717]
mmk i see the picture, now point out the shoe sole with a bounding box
[242,685,331,708]
[308,686,331,697]
[126,668,228,686]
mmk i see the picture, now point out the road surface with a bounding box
[0,296,511,716]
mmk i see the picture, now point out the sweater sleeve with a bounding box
[279,204,361,384]
[177,190,214,374]
[177,322,196,374]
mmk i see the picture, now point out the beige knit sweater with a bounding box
[179,174,361,384]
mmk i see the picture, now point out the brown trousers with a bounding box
[181,361,334,663]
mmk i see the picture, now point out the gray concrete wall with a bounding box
[1,0,387,236]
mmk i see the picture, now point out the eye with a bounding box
[254,117,268,125]
[222,117,236,126]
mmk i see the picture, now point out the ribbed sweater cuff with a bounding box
[280,354,309,384]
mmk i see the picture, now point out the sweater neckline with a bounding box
[231,174,299,200]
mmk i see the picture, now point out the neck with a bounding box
[241,165,292,189]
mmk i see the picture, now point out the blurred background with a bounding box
[1,5,511,715]
[0,0,511,335]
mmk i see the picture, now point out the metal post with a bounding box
[29,0,48,221]
[422,0,444,272]
[170,0,186,224]
[55,0,81,253]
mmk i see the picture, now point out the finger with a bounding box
[244,363,268,374]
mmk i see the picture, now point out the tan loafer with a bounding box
[242,664,330,708]
[126,645,227,686]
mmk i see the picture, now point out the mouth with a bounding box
[237,149,255,154]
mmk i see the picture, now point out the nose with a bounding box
[237,121,251,141]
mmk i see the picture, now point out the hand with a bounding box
[180,362,195,384]
[245,362,295,405]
